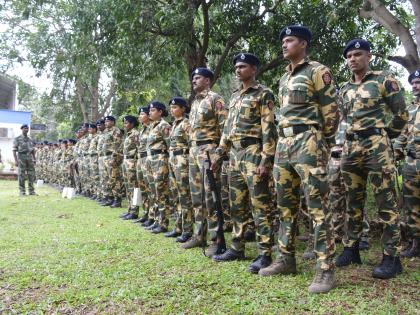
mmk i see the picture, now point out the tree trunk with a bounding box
[75,79,89,122]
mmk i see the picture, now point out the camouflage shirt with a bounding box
[278,58,339,141]
[147,119,170,152]
[138,125,149,154]
[339,70,408,136]
[102,126,123,159]
[96,130,105,156]
[394,99,420,155]
[13,135,35,157]
[88,134,99,156]
[123,128,140,158]
[218,81,277,167]
[169,117,190,151]
[189,89,227,142]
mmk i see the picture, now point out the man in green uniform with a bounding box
[336,38,408,279]
[95,119,106,203]
[13,124,36,196]
[394,70,420,258]
[259,25,339,294]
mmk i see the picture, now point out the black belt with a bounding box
[148,149,168,156]
[232,137,261,149]
[408,150,418,159]
[191,139,216,147]
[124,155,136,159]
[139,152,147,158]
[346,128,382,141]
[105,152,113,156]
[90,153,98,156]
[331,151,342,159]
[170,149,189,156]
[279,125,313,138]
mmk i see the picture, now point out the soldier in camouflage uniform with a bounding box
[80,123,92,196]
[336,39,408,279]
[120,115,140,220]
[34,142,42,179]
[211,53,277,273]
[259,26,339,294]
[181,67,227,251]
[13,124,36,196]
[72,130,83,193]
[87,124,99,199]
[394,70,420,258]
[96,119,106,203]
[164,97,194,242]
[145,101,172,234]
[101,116,124,207]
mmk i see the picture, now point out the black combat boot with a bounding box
[248,255,272,274]
[244,230,256,242]
[142,219,154,227]
[146,222,159,230]
[110,197,122,208]
[372,255,403,279]
[123,213,138,220]
[176,233,192,243]
[401,239,420,258]
[164,230,181,238]
[335,241,362,267]
[101,197,114,206]
[133,215,148,224]
[152,225,168,234]
[213,249,245,262]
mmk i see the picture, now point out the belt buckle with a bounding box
[147,149,151,156]
[283,127,294,137]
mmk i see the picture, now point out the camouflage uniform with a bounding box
[80,134,92,194]
[96,130,106,200]
[136,124,151,219]
[61,145,73,187]
[146,118,171,229]
[13,134,36,194]
[189,89,226,242]
[122,128,140,213]
[274,58,338,270]
[394,100,420,240]
[88,133,99,197]
[169,116,193,235]
[215,82,277,256]
[73,139,82,193]
[339,70,408,256]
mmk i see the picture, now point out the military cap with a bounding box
[279,25,312,43]
[104,115,116,122]
[138,106,150,115]
[62,139,68,144]
[233,53,260,66]
[408,70,420,84]
[191,67,214,80]
[343,38,371,58]
[69,139,77,144]
[169,97,190,113]
[43,140,48,144]
[96,118,105,125]
[123,115,139,127]
[82,122,90,128]
[21,124,29,129]
[58,139,63,143]
[149,101,168,117]
[88,123,97,129]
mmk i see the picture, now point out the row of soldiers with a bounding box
[28,25,419,295]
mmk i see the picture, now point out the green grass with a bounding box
[0,180,419,314]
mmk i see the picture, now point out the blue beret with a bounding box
[169,96,190,113]
[149,101,168,117]
[408,70,420,84]
[123,115,139,126]
[69,139,77,144]
[138,106,150,115]
[191,67,214,80]
[104,115,116,122]
[62,139,68,144]
[343,38,371,58]
[233,53,260,66]
[279,25,312,43]
[88,123,97,129]
[21,124,28,129]
[82,122,90,128]
[96,119,105,125]
[43,140,48,144]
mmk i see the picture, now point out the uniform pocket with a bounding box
[288,86,308,104]
[308,166,328,196]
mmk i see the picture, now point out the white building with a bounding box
[0,75,32,167]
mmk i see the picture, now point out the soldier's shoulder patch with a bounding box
[215,100,224,110]
[322,72,332,85]
[163,126,171,136]
[266,100,275,111]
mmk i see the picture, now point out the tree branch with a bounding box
[256,54,284,78]
[409,0,420,56]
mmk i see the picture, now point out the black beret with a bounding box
[82,122,90,128]
[96,119,105,125]
[43,140,48,144]
[233,53,260,66]
[62,139,68,144]
[191,67,214,80]
[343,38,371,58]
[88,123,97,129]
[104,115,116,122]
[408,70,420,84]
[123,115,139,126]
[169,97,190,113]
[149,101,168,117]
[138,106,150,115]
[279,25,312,43]
[21,124,29,129]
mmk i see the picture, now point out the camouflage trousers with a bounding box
[189,143,220,242]
[98,156,105,199]
[341,134,401,256]
[89,156,100,196]
[122,158,139,213]
[103,156,123,199]
[144,155,158,221]
[79,156,90,193]
[274,129,335,270]
[147,153,171,229]
[328,155,370,241]
[73,161,82,192]
[229,144,273,255]
[17,156,35,194]
[402,156,420,238]
[136,155,151,219]
[61,163,72,187]
[221,159,232,227]
[169,153,193,234]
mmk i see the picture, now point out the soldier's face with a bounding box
[88,127,96,134]
[411,78,420,97]
[282,36,306,60]
[124,120,133,130]
[105,120,114,128]
[98,124,105,131]
[234,62,256,82]
[149,108,161,121]
[170,104,184,118]
[21,127,29,135]
[346,49,371,73]
[139,112,149,124]
[192,75,210,92]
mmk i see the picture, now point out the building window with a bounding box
[0,128,12,138]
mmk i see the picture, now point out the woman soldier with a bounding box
[164,97,194,243]
[144,101,172,234]
[121,115,140,220]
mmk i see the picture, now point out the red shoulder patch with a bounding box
[215,101,224,111]
[267,100,274,111]
[322,72,332,85]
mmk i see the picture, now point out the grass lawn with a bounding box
[0,180,419,314]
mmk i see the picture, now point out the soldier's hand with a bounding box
[210,157,222,173]
[255,165,269,177]
[394,149,404,161]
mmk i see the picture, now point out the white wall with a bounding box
[0,122,26,166]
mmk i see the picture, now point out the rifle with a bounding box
[204,151,226,256]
